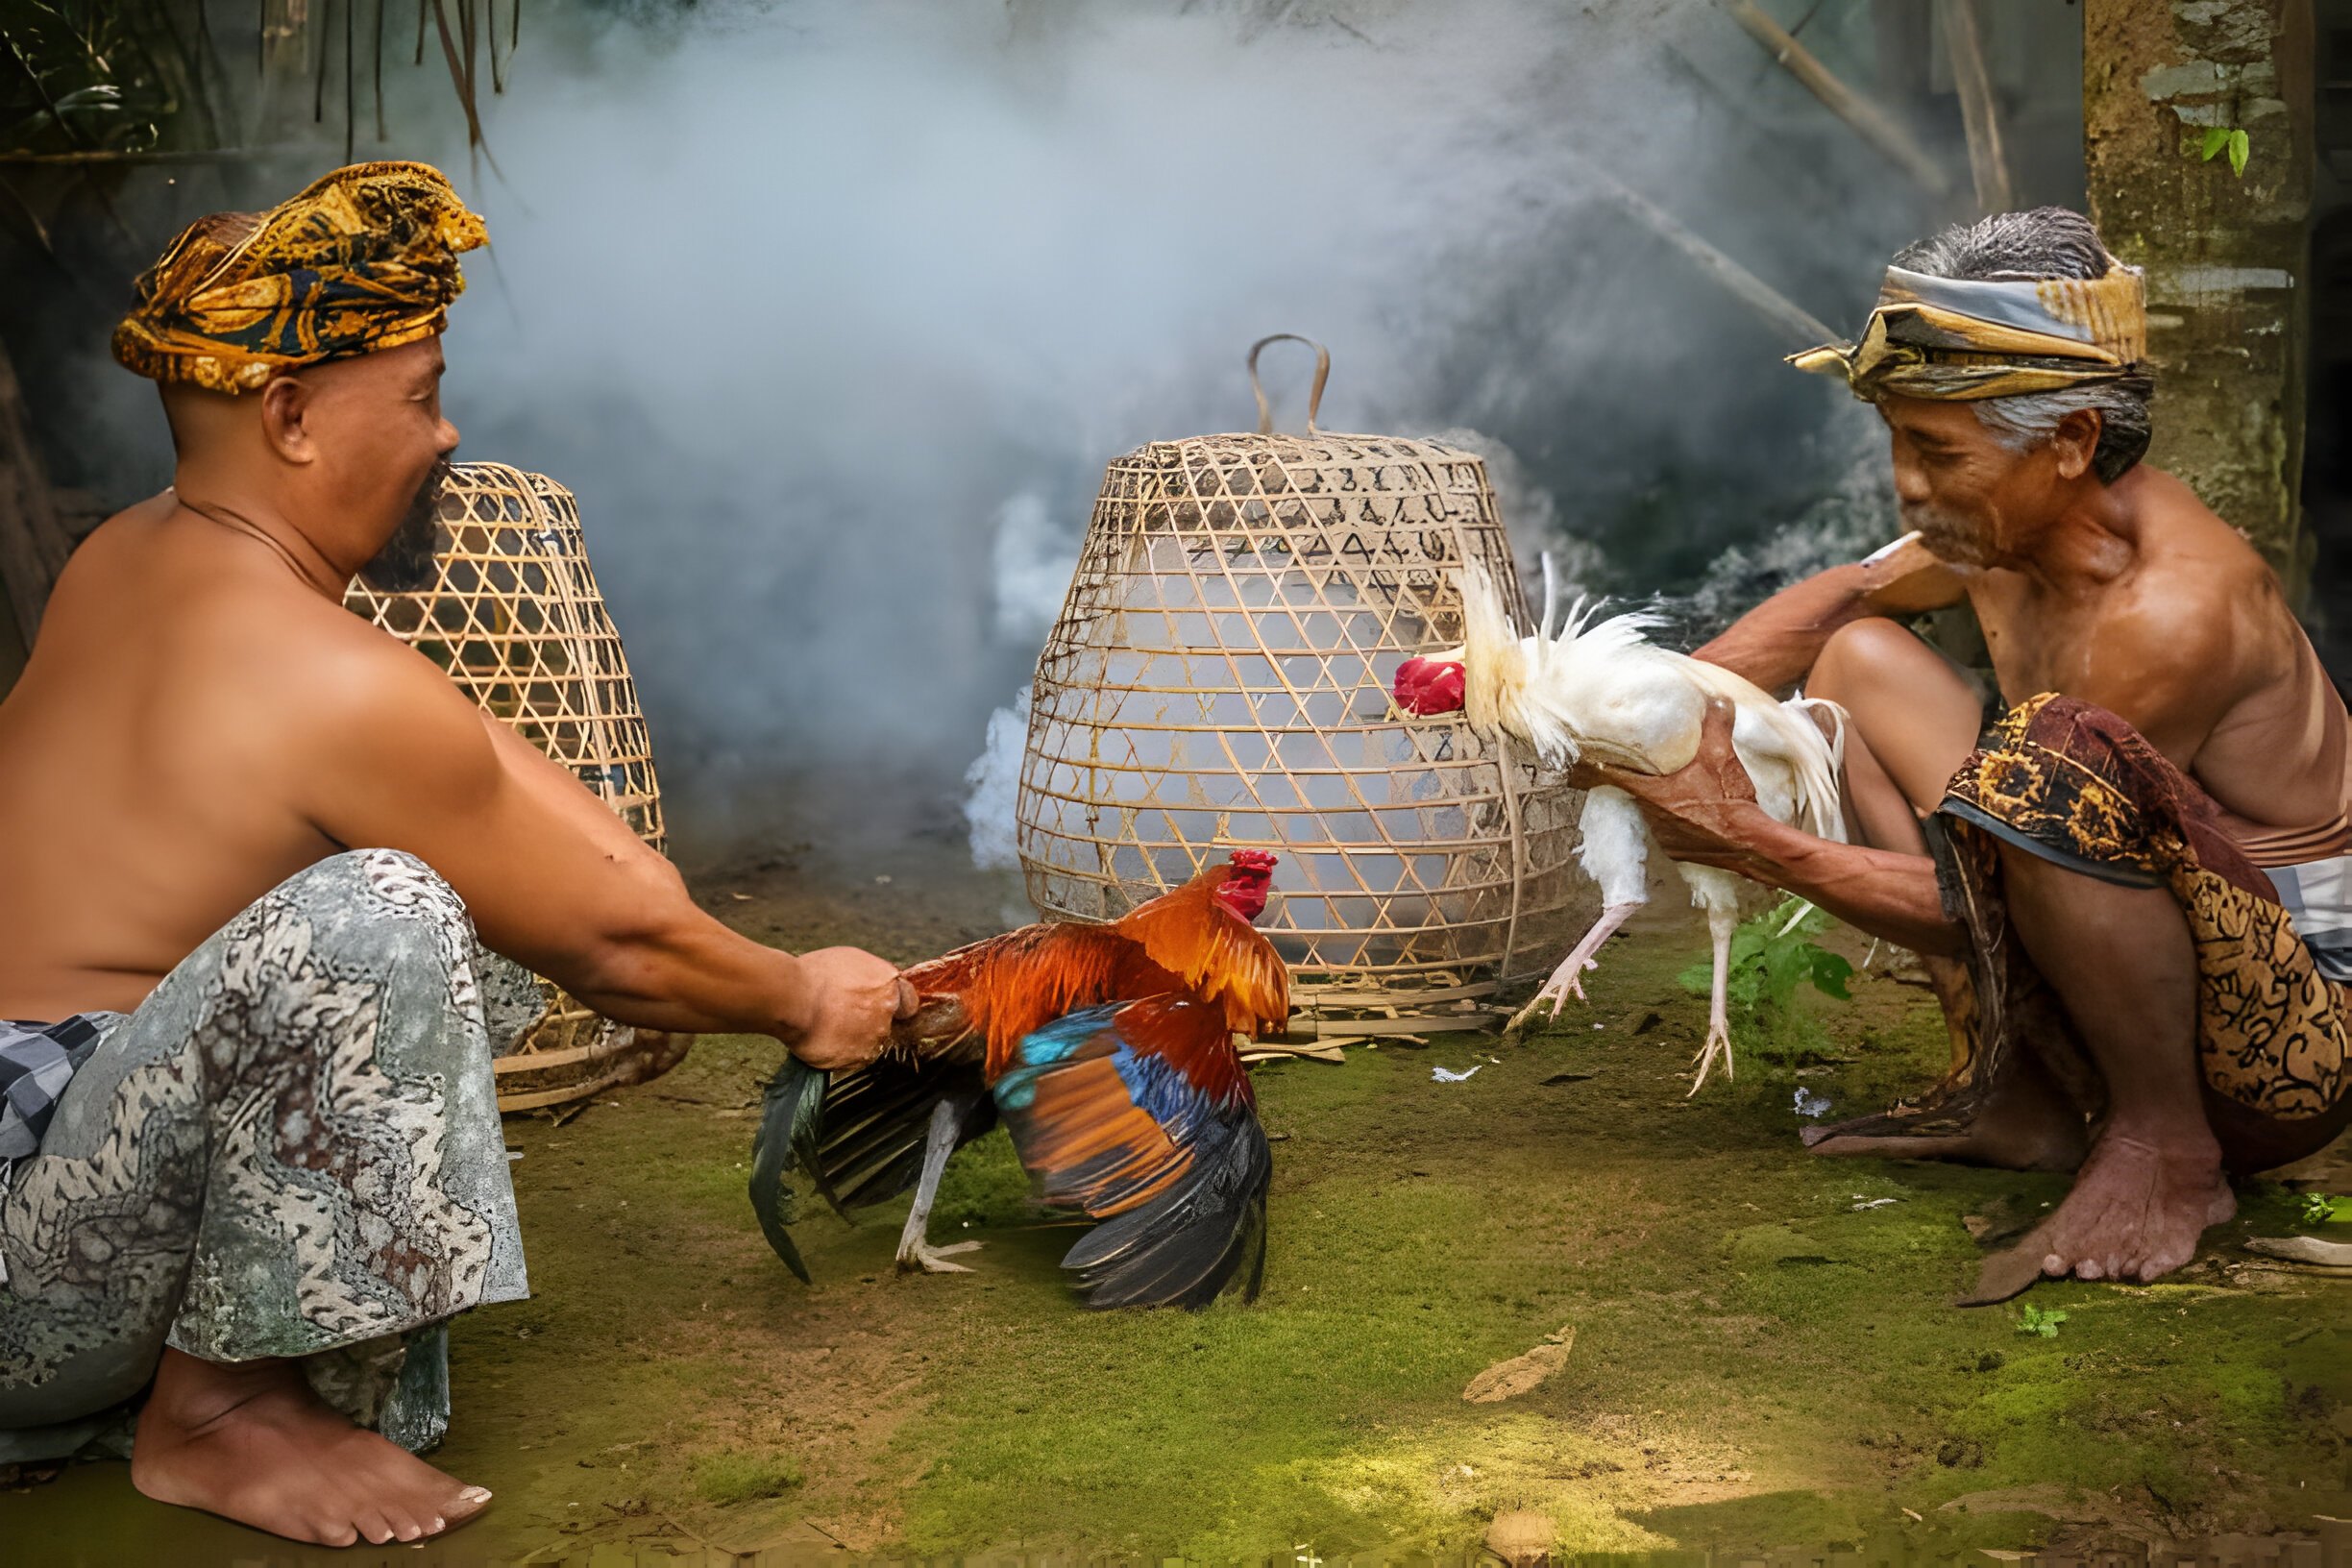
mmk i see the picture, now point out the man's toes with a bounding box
[443,1484,493,1527]
[311,1516,361,1549]
[355,1509,399,1546]
[382,1500,434,1542]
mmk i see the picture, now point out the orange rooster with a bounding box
[749,850,1290,1309]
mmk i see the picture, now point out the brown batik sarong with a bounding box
[1829,692,2352,1144]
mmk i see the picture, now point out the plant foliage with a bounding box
[1676,895,1853,1062]
[2017,1304,2067,1338]
[2196,125,2252,179]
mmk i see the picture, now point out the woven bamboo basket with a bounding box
[344,460,690,1111]
[1017,338,1585,1032]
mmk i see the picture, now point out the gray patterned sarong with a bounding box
[0,849,537,1465]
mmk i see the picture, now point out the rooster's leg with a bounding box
[894,1095,986,1275]
[1689,894,1741,1096]
[1506,902,1643,1036]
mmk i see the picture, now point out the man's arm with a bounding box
[1592,699,1967,956]
[1694,532,1969,690]
[297,636,910,1068]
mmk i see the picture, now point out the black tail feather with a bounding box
[804,1066,948,1217]
[747,1048,991,1283]
[747,1056,828,1282]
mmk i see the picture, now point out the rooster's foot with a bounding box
[1687,1029,1735,1097]
[896,1239,984,1275]
[1504,965,1598,1038]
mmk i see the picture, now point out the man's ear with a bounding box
[257,374,318,465]
[2049,407,2102,482]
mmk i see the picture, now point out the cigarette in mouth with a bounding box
[1861,529,1923,566]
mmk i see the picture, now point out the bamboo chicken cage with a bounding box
[1016,339,1585,1032]
[344,461,690,1111]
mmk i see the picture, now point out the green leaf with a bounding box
[2199,126,2230,161]
[1809,951,1856,1001]
[2016,1304,2068,1337]
[2227,129,2250,178]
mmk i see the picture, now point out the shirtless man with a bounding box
[1458,208,2351,1298]
[0,163,912,1545]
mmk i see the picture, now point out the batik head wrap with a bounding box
[1789,254,2147,403]
[111,160,487,395]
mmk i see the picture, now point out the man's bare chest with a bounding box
[1970,590,2106,706]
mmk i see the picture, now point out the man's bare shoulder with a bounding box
[2119,467,2291,653]
[2086,469,2295,747]
[254,595,491,756]
[62,506,489,753]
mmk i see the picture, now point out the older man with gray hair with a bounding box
[1589,206,2352,1301]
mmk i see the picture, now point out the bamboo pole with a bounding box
[1940,0,2014,212]
[0,148,298,167]
[1718,0,1953,196]
[1584,165,1838,347]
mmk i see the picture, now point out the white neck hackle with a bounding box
[1456,558,1666,771]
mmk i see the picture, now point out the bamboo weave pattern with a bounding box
[344,461,687,1111]
[1017,427,1584,1023]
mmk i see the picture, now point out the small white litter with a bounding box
[1851,1196,1899,1212]
[1793,1087,1833,1118]
[1433,1065,1483,1083]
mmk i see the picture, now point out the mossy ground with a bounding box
[9,851,2350,1565]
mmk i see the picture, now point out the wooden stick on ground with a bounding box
[1940,0,2014,213]
[1718,0,1953,196]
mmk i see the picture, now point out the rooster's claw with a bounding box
[896,1239,984,1275]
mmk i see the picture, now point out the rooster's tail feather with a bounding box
[749,1051,994,1283]
[1780,696,1850,845]
[747,1056,830,1283]
[812,1056,994,1215]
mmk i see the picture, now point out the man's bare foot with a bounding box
[1962,1132,2236,1305]
[1804,1056,2089,1172]
[131,1347,491,1546]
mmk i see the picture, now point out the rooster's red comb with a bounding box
[1226,849,1279,876]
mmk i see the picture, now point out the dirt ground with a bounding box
[8,841,2352,1566]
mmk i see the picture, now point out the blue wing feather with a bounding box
[992,996,1270,1309]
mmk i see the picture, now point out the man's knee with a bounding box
[1810,617,1935,701]
[203,849,489,1076]
[254,849,475,970]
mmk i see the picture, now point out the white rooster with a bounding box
[1392,560,1848,1092]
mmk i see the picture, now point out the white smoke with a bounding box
[964,685,1033,870]
[1684,403,1899,630]
[69,0,1961,860]
[988,492,1080,644]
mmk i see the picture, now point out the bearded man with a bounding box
[1590,207,2350,1300]
[0,163,914,1545]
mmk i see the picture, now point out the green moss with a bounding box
[24,912,2340,1561]
[690,1451,803,1506]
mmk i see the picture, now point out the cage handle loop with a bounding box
[1248,334,1330,435]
